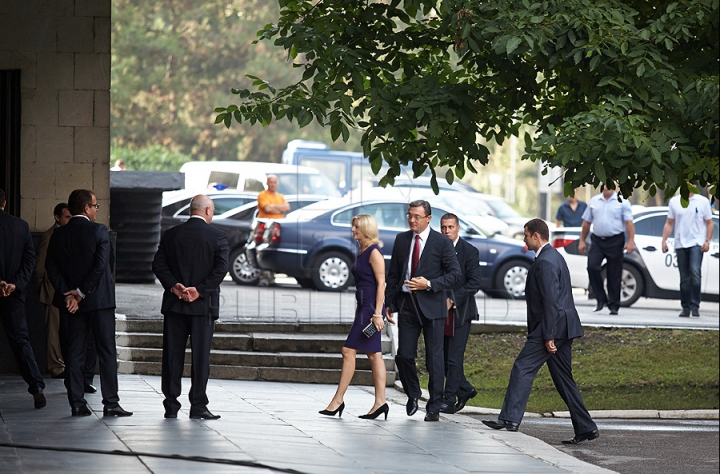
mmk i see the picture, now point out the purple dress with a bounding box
[343,244,385,353]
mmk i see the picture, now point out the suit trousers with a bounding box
[44,303,65,376]
[499,337,597,435]
[394,293,446,412]
[60,308,119,408]
[587,233,624,311]
[0,297,45,394]
[58,312,99,385]
[161,311,215,414]
[443,318,475,404]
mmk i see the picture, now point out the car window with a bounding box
[634,214,669,237]
[332,203,407,228]
[213,197,257,214]
[162,198,192,216]
[227,206,257,221]
[243,178,265,192]
[208,171,240,189]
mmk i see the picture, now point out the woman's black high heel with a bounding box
[358,403,389,420]
[319,402,345,417]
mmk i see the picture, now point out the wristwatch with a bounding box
[425,280,432,291]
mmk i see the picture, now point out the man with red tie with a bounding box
[385,200,461,422]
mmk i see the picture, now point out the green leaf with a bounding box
[506,36,522,55]
[594,161,607,183]
[445,169,455,185]
[636,63,645,77]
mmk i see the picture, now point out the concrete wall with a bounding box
[0,0,111,230]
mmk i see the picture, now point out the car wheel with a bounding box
[602,264,644,307]
[229,248,261,285]
[312,252,352,291]
[494,260,531,299]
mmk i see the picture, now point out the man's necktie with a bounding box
[411,234,420,278]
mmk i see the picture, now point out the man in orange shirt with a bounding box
[256,175,290,285]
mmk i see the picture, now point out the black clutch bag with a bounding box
[362,316,387,338]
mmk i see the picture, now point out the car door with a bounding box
[634,213,680,291]
[701,216,719,295]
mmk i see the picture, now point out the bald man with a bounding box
[152,195,229,420]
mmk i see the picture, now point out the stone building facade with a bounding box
[0,0,111,230]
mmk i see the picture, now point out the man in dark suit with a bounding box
[0,189,46,409]
[385,200,461,422]
[439,213,482,414]
[152,195,229,420]
[46,189,132,418]
[483,218,598,445]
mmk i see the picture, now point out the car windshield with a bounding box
[275,173,341,197]
[483,198,522,218]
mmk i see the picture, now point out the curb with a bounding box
[393,381,720,420]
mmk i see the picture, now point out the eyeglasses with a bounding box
[406,213,429,221]
[89,203,100,210]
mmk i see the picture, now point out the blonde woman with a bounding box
[320,214,389,419]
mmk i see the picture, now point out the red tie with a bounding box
[411,234,420,278]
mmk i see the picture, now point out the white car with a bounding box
[551,207,719,307]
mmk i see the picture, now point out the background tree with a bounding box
[216,0,719,200]
[111,0,361,166]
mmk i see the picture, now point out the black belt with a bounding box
[593,233,624,241]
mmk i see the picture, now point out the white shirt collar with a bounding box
[189,215,208,223]
[414,226,431,241]
[72,215,90,221]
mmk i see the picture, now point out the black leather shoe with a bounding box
[33,389,47,409]
[482,419,519,431]
[609,309,619,315]
[424,411,440,422]
[103,405,133,417]
[439,403,455,414]
[562,429,599,444]
[455,388,478,413]
[593,302,605,312]
[190,409,220,420]
[406,397,419,416]
[71,404,92,416]
[84,384,97,394]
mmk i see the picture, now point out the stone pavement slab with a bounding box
[0,375,615,474]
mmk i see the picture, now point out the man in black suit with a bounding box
[385,200,461,422]
[46,189,132,418]
[439,213,482,414]
[152,195,229,420]
[483,219,598,445]
[0,189,46,409]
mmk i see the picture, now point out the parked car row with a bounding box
[551,207,719,307]
[246,198,536,296]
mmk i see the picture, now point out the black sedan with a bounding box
[249,198,536,295]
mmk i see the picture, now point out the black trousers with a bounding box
[499,337,597,435]
[59,313,97,385]
[394,293,446,412]
[161,311,214,415]
[587,233,625,312]
[60,308,119,409]
[0,297,45,394]
[443,318,475,404]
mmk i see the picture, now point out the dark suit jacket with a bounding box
[525,244,583,341]
[385,228,462,320]
[450,238,482,327]
[0,209,36,303]
[46,216,115,312]
[152,217,229,319]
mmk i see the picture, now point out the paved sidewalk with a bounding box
[0,375,614,474]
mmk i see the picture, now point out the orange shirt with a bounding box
[257,190,287,218]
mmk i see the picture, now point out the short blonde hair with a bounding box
[351,214,382,247]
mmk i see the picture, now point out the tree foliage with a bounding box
[216,0,719,200]
[111,0,361,165]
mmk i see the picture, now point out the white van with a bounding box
[179,161,342,197]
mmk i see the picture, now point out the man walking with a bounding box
[661,190,714,317]
[46,189,132,417]
[256,175,290,286]
[578,184,635,315]
[555,190,587,228]
[439,213,482,414]
[483,219,598,445]
[385,200,461,422]
[152,195,229,420]
[0,189,46,409]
